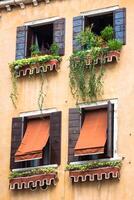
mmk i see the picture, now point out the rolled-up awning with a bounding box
[15,118,50,162]
[74,109,107,156]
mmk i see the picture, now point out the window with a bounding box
[68,100,117,163]
[27,23,54,57]
[73,7,126,51]
[15,18,65,60]
[85,13,113,35]
[10,111,61,170]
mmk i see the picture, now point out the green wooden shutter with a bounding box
[53,18,65,56]
[73,16,84,52]
[113,8,126,44]
[16,26,27,60]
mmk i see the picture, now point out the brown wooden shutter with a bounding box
[16,26,28,60]
[113,8,126,44]
[68,108,81,163]
[49,111,61,165]
[106,101,114,158]
[73,16,84,52]
[10,117,24,169]
[53,18,65,56]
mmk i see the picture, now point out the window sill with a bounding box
[9,55,62,78]
[67,158,122,183]
[9,164,58,190]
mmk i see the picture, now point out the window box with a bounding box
[9,55,62,78]
[9,167,57,190]
[68,160,121,183]
[72,50,120,66]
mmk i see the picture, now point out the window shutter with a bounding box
[106,101,114,158]
[113,8,126,44]
[16,26,28,60]
[49,111,61,165]
[73,16,84,52]
[68,108,81,163]
[10,117,24,169]
[53,18,65,56]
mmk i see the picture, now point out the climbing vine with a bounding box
[69,26,122,103]
[9,48,61,109]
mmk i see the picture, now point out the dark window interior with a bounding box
[85,13,113,35]
[78,107,114,161]
[20,117,50,168]
[27,23,53,57]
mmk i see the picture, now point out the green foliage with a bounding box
[50,42,60,56]
[76,27,103,49]
[66,160,122,171]
[9,55,62,72]
[30,44,41,56]
[9,55,62,109]
[100,25,114,41]
[9,167,57,179]
[108,39,123,51]
[69,25,122,102]
[70,48,104,102]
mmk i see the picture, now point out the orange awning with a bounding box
[15,118,50,162]
[74,109,107,156]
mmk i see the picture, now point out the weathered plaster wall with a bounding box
[0,0,134,199]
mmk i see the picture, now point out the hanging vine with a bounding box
[38,72,48,111]
[10,72,18,108]
[70,48,104,102]
[9,53,61,109]
[69,26,122,103]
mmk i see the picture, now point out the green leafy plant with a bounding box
[66,160,122,171]
[100,25,114,41]
[9,55,61,72]
[76,26,104,49]
[69,25,122,103]
[30,44,41,56]
[9,167,57,179]
[9,55,62,109]
[108,39,123,51]
[50,42,60,56]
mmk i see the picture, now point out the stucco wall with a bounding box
[0,0,134,199]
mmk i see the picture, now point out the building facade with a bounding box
[0,0,134,199]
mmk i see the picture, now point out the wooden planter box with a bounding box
[9,172,57,190]
[16,59,60,78]
[69,166,120,183]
